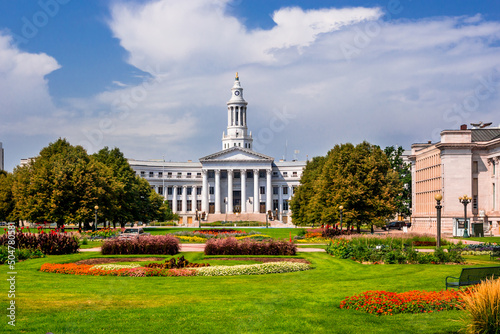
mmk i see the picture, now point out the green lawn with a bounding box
[3,251,495,333]
[144,227,302,240]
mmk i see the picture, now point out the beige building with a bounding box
[410,124,500,236]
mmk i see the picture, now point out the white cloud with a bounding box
[3,1,500,171]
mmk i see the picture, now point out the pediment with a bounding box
[200,147,274,162]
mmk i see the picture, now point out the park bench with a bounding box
[445,266,500,289]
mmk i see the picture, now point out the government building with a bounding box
[128,74,306,226]
[410,123,500,236]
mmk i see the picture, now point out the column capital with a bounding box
[240,168,247,173]
[202,169,208,175]
[182,185,188,189]
[266,169,272,175]
[215,169,221,175]
[173,185,179,188]
[227,169,234,176]
[253,169,259,174]
[494,156,500,163]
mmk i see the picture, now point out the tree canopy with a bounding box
[7,139,174,227]
[384,145,412,219]
[290,142,402,231]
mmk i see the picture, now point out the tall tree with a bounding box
[12,139,116,228]
[291,142,401,231]
[384,146,412,219]
[0,171,15,223]
[290,156,326,227]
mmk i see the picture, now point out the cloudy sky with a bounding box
[1,0,500,172]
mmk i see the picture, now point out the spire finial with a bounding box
[235,72,239,80]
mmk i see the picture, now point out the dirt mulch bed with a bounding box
[75,257,165,265]
[204,257,310,264]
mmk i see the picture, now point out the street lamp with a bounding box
[94,205,99,232]
[435,194,442,248]
[459,195,472,238]
[339,205,343,231]
[196,209,201,229]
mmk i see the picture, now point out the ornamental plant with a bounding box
[40,263,196,277]
[460,278,500,334]
[340,289,468,315]
[204,237,296,256]
[101,235,179,255]
[0,229,79,255]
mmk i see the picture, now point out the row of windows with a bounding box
[140,171,203,179]
[140,170,300,179]
[159,185,296,196]
[223,142,252,149]
[168,200,202,212]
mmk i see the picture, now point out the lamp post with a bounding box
[459,195,472,238]
[435,194,442,248]
[196,209,201,229]
[339,205,343,231]
[94,205,99,232]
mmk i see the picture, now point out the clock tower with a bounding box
[222,73,253,150]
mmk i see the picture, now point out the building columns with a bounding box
[228,170,234,214]
[172,185,178,213]
[192,185,197,212]
[215,169,221,214]
[278,185,283,220]
[241,169,247,213]
[201,169,208,213]
[266,169,272,212]
[181,185,187,213]
[253,169,259,213]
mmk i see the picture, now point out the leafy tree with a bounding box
[290,156,326,227]
[291,142,401,231]
[384,146,412,219]
[0,171,15,223]
[12,139,116,228]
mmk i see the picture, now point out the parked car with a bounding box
[382,221,406,231]
[118,227,150,239]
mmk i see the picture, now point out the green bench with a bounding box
[446,266,500,289]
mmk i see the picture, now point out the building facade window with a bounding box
[158,172,163,178]
[167,172,172,178]
[140,171,145,177]
[187,172,192,178]
[283,186,288,195]
[260,186,265,195]
[167,187,173,195]
[177,200,182,210]
[273,187,279,195]
[187,188,192,195]
[283,200,289,211]
[168,200,172,210]
[209,186,215,195]
[177,172,182,178]
[197,187,202,195]
[273,199,279,211]
[246,171,253,178]
[158,186,163,195]
[149,171,154,178]
[197,200,202,211]
[187,200,192,212]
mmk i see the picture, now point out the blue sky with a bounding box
[1,0,500,172]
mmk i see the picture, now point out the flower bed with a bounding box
[204,237,296,256]
[176,235,207,243]
[194,262,310,276]
[326,236,464,264]
[40,261,310,277]
[40,263,196,277]
[194,228,245,235]
[0,229,79,255]
[101,235,180,255]
[340,289,468,315]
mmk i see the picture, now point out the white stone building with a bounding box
[409,124,500,236]
[128,74,306,225]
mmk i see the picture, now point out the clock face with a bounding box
[234,91,240,96]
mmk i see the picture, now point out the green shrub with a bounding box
[0,246,45,264]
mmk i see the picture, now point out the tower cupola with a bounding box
[222,73,253,150]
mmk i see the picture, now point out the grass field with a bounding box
[3,250,498,333]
